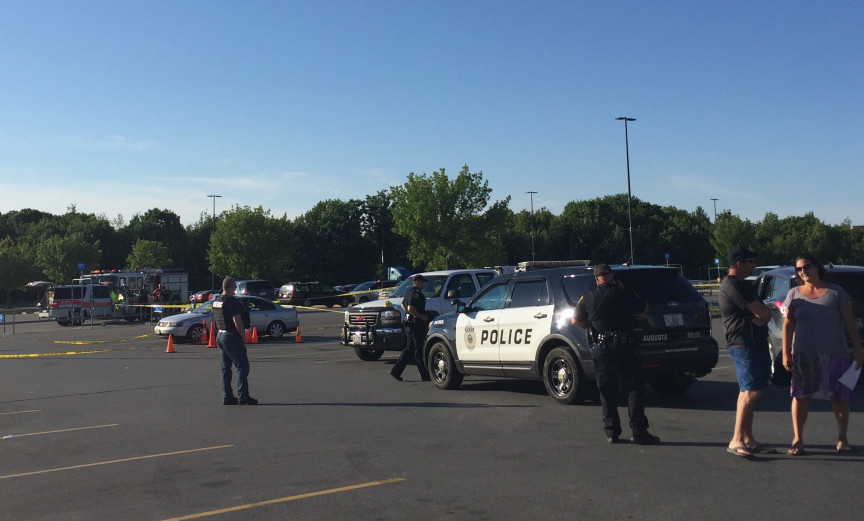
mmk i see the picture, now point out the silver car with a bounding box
[154,296,299,343]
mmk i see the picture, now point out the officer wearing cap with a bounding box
[574,264,659,444]
[390,274,432,382]
[213,277,258,405]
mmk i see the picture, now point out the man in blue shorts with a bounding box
[719,246,773,458]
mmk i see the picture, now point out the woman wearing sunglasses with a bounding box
[782,253,864,455]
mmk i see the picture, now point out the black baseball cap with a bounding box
[593,264,612,277]
[727,246,756,264]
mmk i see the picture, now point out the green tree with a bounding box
[122,209,188,269]
[209,206,294,282]
[0,238,39,306]
[186,212,217,289]
[35,233,102,283]
[389,165,510,270]
[126,239,173,269]
[361,190,411,276]
[710,211,756,268]
[293,199,375,283]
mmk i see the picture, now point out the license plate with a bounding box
[663,313,684,327]
[351,333,365,345]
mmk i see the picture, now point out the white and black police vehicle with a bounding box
[424,261,719,404]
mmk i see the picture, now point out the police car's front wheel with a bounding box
[429,342,463,390]
[542,347,585,405]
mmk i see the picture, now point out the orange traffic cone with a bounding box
[294,326,303,343]
[200,322,209,345]
[250,327,259,344]
[165,334,175,353]
[207,326,216,348]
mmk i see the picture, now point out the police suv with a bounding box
[424,261,719,404]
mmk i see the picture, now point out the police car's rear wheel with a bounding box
[429,341,463,390]
[354,348,384,361]
[543,347,585,405]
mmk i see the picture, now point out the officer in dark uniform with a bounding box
[213,277,258,405]
[390,274,432,382]
[573,264,659,444]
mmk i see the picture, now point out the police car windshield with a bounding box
[390,275,447,298]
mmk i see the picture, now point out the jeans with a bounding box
[593,339,648,438]
[217,331,250,400]
[391,323,430,380]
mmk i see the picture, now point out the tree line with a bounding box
[2,164,862,305]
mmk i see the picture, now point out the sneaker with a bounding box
[606,436,620,444]
[631,432,661,445]
[223,397,238,405]
[238,397,259,405]
[390,372,403,382]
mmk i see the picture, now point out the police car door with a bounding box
[498,277,554,374]
[454,279,509,373]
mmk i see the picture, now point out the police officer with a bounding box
[390,274,432,382]
[573,264,659,444]
[213,277,258,405]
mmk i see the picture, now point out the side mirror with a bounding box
[452,299,466,313]
[446,289,458,299]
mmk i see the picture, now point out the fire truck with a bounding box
[48,268,189,326]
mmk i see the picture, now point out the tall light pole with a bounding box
[527,191,537,262]
[207,194,222,289]
[710,198,719,222]
[616,116,636,265]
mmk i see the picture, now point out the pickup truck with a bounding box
[340,269,498,361]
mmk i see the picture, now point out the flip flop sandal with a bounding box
[726,446,754,459]
[787,444,807,456]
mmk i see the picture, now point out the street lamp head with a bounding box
[615,117,636,122]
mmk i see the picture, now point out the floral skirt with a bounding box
[790,352,852,402]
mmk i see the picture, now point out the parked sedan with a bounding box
[154,296,299,343]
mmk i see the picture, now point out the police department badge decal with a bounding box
[464,326,476,349]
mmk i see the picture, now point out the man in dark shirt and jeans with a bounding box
[214,277,258,405]
[390,274,432,382]
[719,247,773,458]
[574,264,659,445]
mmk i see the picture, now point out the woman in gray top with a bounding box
[782,253,864,455]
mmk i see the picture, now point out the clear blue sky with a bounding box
[2,1,862,227]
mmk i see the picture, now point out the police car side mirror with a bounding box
[452,299,466,313]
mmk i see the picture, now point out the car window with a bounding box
[92,285,110,299]
[476,272,496,288]
[763,275,790,302]
[390,278,413,298]
[421,276,447,298]
[470,281,509,311]
[446,274,477,299]
[562,275,596,305]
[509,279,549,308]
[615,269,702,304]
[829,272,864,300]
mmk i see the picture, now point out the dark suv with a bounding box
[235,280,277,300]
[754,265,864,384]
[280,282,347,308]
[424,263,719,404]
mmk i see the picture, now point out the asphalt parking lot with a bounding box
[2,308,863,521]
